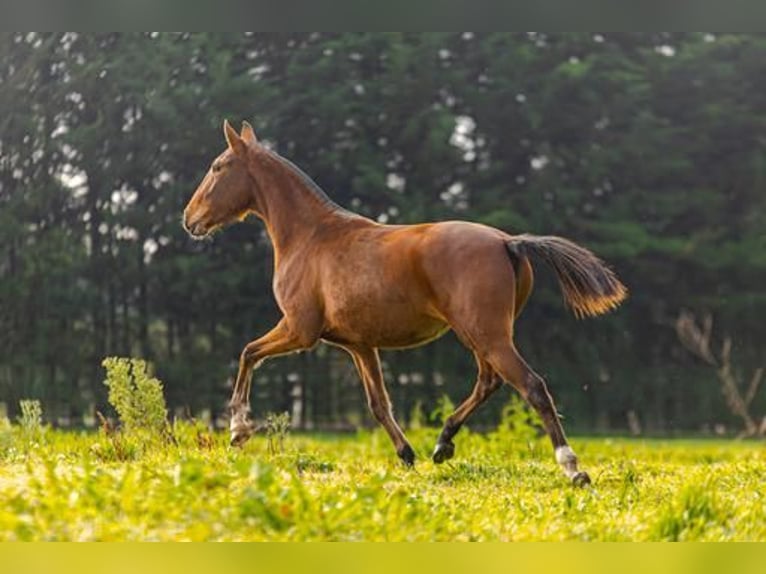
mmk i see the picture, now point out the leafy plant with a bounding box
[194,422,215,451]
[18,400,43,440]
[264,411,291,455]
[408,400,426,430]
[102,357,169,434]
[491,395,543,450]
[0,415,12,453]
[429,395,455,426]
[90,411,137,462]
[295,453,336,474]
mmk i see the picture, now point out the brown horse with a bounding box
[183,120,627,486]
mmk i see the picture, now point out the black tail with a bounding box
[506,234,627,318]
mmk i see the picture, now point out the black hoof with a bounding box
[397,445,416,467]
[432,441,455,464]
[572,471,591,487]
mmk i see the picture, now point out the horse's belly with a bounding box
[322,302,449,349]
[377,319,451,349]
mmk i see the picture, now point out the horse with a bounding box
[183,120,627,486]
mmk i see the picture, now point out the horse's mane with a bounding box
[269,151,357,217]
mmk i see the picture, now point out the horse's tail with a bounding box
[505,234,627,318]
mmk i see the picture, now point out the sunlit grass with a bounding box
[0,424,763,541]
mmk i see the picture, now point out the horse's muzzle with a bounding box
[183,213,209,239]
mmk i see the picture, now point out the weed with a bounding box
[18,399,43,437]
[195,425,215,451]
[90,411,136,462]
[429,395,455,426]
[101,357,168,434]
[295,453,336,474]
[264,411,291,455]
[0,415,12,453]
[16,399,45,451]
[490,395,543,455]
[408,400,426,430]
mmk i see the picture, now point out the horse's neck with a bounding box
[255,157,343,255]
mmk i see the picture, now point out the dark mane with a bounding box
[269,151,357,217]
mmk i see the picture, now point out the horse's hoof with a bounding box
[229,426,253,448]
[397,444,416,468]
[229,432,249,448]
[572,471,591,487]
[432,441,455,464]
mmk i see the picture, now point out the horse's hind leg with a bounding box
[346,345,415,467]
[433,355,502,463]
[487,343,591,486]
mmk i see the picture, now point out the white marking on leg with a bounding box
[555,445,579,479]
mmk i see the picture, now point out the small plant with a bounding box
[90,411,136,462]
[196,428,215,450]
[102,357,169,434]
[492,394,543,451]
[264,411,291,455]
[187,418,215,451]
[18,399,43,439]
[295,453,336,474]
[429,394,455,426]
[0,414,12,452]
[408,400,426,430]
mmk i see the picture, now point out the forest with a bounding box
[1,32,764,435]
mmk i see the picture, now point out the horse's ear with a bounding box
[223,119,247,156]
[241,121,258,146]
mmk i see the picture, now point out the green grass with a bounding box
[0,423,764,541]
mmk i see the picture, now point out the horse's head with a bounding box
[183,120,259,239]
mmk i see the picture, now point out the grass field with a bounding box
[1,416,764,541]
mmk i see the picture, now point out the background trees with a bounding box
[1,32,764,433]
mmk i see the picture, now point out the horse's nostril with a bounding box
[183,208,211,238]
[184,217,208,238]
[183,213,201,235]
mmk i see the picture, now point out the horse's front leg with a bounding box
[346,345,415,467]
[229,318,309,447]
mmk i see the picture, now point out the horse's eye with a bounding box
[212,163,222,174]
